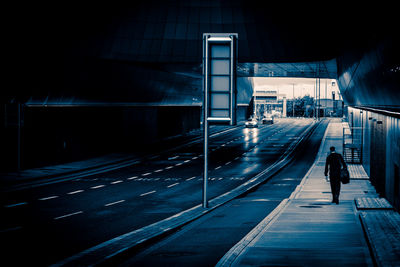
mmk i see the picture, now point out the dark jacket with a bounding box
[325,152,347,178]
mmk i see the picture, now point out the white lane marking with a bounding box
[111,180,123,184]
[218,177,223,180]
[39,196,59,201]
[67,190,84,195]
[5,202,28,208]
[91,185,105,189]
[175,163,183,166]
[0,226,23,233]
[105,200,125,207]
[186,176,196,181]
[142,173,151,176]
[167,183,179,188]
[192,156,198,160]
[140,190,156,197]
[183,160,190,163]
[225,161,232,165]
[54,211,83,220]
[168,156,179,160]
[165,166,173,170]
[273,144,285,147]
[230,177,245,180]
[127,176,138,180]
[215,166,222,170]
[154,169,163,173]
[234,157,240,160]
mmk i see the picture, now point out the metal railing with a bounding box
[343,125,363,164]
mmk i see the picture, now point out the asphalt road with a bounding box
[121,119,329,266]
[0,118,316,266]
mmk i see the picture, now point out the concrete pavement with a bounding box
[218,119,398,266]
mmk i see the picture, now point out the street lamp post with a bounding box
[314,80,317,120]
[292,84,295,117]
[254,91,256,119]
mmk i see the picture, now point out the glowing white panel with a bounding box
[211,60,230,75]
[211,76,229,92]
[211,45,230,58]
[211,94,229,109]
[210,110,229,117]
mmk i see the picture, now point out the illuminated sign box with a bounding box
[203,33,238,125]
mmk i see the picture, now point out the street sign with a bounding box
[202,33,238,208]
[203,33,237,125]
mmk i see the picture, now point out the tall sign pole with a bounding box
[203,35,210,209]
[202,33,237,208]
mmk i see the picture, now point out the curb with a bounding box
[53,121,319,266]
[1,123,244,193]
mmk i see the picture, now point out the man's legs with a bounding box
[330,178,341,204]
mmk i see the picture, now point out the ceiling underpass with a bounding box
[7,1,398,109]
[237,59,337,78]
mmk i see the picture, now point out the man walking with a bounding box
[324,146,347,204]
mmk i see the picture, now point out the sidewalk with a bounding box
[218,119,400,266]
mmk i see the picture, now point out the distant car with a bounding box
[245,118,258,128]
[262,116,274,124]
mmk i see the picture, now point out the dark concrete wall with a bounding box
[1,105,200,171]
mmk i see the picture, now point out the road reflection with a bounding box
[243,128,259,143]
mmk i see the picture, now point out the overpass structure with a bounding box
[2,1,399,209]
